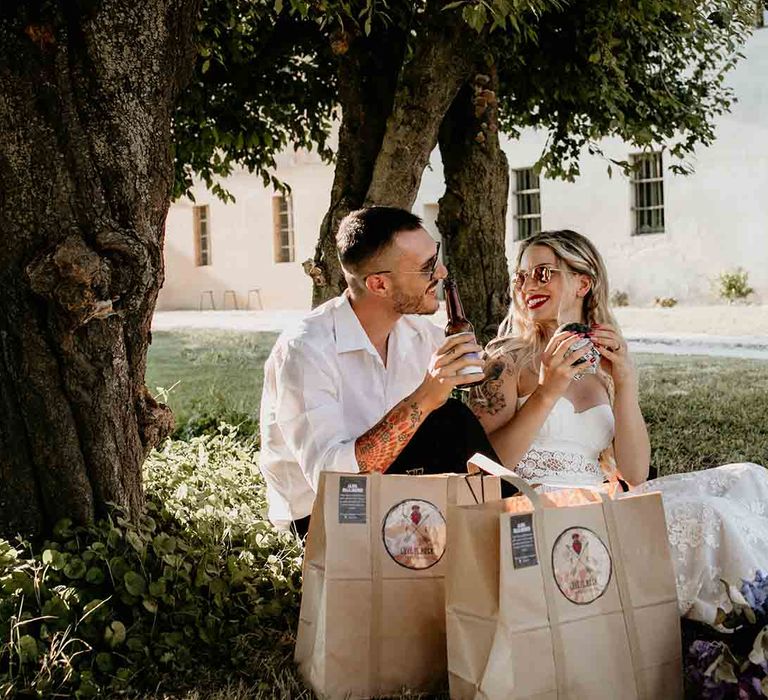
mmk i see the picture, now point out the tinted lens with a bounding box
[430,241,441,279]
[533,266,552,285]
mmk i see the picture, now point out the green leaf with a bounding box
[53,518,73,539]
[126,530,145,555]
[104,620,126,648]
[43,548,65,570]
[17,635,38,664]
[153,533,176,556]
[85,567,105,585]
[149,579,167,597]
[64,557,87,579]
[109,556,130,582]
[95,652,114,673]
[42,596,71,625]
[124,571,147,597]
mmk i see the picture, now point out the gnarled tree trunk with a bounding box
[308,26,407,307]
[0,0,200,540]
[437,66,510,343]
[310,5,477,306]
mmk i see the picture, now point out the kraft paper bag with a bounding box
[295,471,501,700]
[446,454,682,700]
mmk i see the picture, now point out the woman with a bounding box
[470,229,768,624]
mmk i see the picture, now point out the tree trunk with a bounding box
[363,12,477,208]
[0,0,200,540]
[310,7,477,305]
[308,28,407,307]
[437,67,511,344]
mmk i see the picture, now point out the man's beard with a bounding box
[392,284,437,315]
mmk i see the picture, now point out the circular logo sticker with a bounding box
[551,527,612,604]
[381,499,447,570]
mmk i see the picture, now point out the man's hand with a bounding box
[417,333,486,411]
[354,334,485,475]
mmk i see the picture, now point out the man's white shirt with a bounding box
[259,293,443,529]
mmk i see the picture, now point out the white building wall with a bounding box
[158,153,333,310]
[416,28,768,306]
[160,29,768,310]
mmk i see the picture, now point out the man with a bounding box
[259,206,497,537]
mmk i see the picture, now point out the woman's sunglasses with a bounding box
[513,264,566,290]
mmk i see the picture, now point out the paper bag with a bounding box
[447,455,682,700]
[296,471,501,700]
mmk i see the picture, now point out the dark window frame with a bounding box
[512,167,542,242]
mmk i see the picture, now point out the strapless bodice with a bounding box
[515,394,615,488]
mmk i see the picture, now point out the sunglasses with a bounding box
[513,264,569,290]
[364,241,441,282]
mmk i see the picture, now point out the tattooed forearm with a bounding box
[469,359,509,417]
[355,398,424,474]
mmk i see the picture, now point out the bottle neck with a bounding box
[444,279,467,323]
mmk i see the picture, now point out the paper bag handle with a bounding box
[466,453,542,510]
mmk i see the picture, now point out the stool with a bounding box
[199,290,215,311]
[247,288,263,310]
[223,290,239,310]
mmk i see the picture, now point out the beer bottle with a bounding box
[443,278,484,388]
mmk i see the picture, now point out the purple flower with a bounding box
[686,640,734,699]
[736,669,765,699]
[741,571,768,618]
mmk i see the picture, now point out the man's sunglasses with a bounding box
[364,241,441,282]
[513,264,572,290]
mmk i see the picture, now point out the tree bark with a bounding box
[364,11,477,208]
[0,0,200,540]
[310,7,477,305]
[308,27,407,307]
[437,67,511,344]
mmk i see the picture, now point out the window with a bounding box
[756,0,767,27]
[272,193,295,263]
[193,205,211,266]
[630,152,665,235]
[513,168,541,241]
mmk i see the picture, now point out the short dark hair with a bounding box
[336,206,423,272]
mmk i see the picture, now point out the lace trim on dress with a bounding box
[516,447,604,485]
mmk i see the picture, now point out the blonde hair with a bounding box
[482,229,622,479]
[486,229,619,369]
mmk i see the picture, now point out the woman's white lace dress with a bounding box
[515,395,768,624]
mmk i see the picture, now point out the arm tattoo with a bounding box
[355,399,424,474]
[469,359,511,417]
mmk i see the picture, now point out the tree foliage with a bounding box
[172,0,755,201]
[171,1,337,201]
[493,0,754,179]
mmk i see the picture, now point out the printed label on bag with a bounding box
[551,527,612,605]
[338,476,367,524]
[510,513,538,569]
[382,499,446,570]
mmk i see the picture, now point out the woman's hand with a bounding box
[589,324,635,386]
[538,331,597,401]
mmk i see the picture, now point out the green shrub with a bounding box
[171,396,259,443]
[654,296,678,308]
[716,268,754,303]
[610,290,630,307]
[0,427,301,698]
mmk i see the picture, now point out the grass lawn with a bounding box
[139,331,768,699]
[146,330,278,437]
[147,329,768,473]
